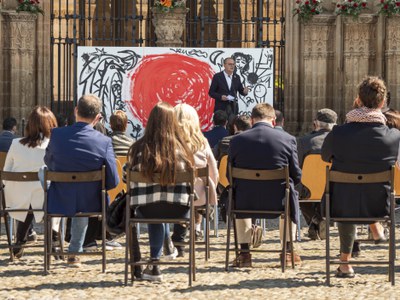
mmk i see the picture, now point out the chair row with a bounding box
[0,156,397,286]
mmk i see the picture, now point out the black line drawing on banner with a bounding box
[79,48,142,138]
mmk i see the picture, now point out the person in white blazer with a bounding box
[174,104,219,245]
[3,106,58,258]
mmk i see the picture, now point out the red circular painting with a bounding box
[127,53,215,130]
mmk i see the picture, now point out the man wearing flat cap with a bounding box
[297,108,337,240]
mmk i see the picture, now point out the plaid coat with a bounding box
[123,158,192,207]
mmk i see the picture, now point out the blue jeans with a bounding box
[147,224,171,259]
[68,217,89,253]
[136,203,190,260]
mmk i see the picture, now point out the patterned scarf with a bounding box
[345,106,387,124]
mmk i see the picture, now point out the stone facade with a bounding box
[2,0,399,136]
[286,0,400,135]
[0,0,50,130]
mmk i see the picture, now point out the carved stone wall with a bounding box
[0,0,50,130]
[1,11,38,125]
[286,1,400,135]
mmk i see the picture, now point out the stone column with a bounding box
[36,2,51,107]
[1,11,38,123]
[340,15,377,119]
[385,16,400,110]
[300,15,336,133]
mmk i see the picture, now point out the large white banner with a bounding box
[77,46,274,138]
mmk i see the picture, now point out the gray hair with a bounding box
[314,120,335,131]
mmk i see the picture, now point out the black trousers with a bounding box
[16,212,34,243]
[299,202,322,226]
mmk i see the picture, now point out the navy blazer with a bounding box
[321,122,400,219]
[0,131,17,152]
[209,71,246,113]
[228,122,302,223]
[203,126,229,149]
[44,122,119,216]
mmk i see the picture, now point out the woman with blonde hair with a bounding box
[4,106,58,258]
[128,102,194,281]
[174,103,219,243]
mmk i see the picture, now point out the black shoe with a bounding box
[142,263,162,282]
[12,242,26,259]
[176,246,185,258]
[352,241,361,258]
[134,266,142,279]
[308,224,320,240]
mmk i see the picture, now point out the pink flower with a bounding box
[384,4,389,9]
[337,4,341,7]
[311,8,316,12]
[380,0,385,3]
[361,2,367,6]
[304,1,309,4]
[353,3,358,7]
[396,2,400,6]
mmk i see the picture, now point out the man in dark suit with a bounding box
[209,57,249,122]
[45,94,119,267]
[0,117,18,152]
[297,108,337,240]
[213,115,251,160]
[228,103,302,267]
[203,110,229,149]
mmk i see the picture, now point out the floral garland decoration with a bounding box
[293,0,323,23]
[335,0,367,18]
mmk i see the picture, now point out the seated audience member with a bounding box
[203,110,229,148]
[63,117,123,251]
[0,117,18,152]
[56,114,68,127]
[322,76,400,278]
[229,103,302,267]
[109,110,134,156]
[297,108,337,240]
[274,110,285,131]
[174,104,219,243]
[45,94,119,267]
[213,115,251,161]
[127,102,195,281]
[3,107,58,258]
[383,108,400,130]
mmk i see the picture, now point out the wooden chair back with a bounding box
[225,164,294,273]
[300,154,331,201]
[125,166,196,286]
[0,152,7,171]
[218,155,229,188]
[324,166,396,285]
[394,165,400,198]
[108,159,125,202]
[43,166,107,273]
[0,170,40,261]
